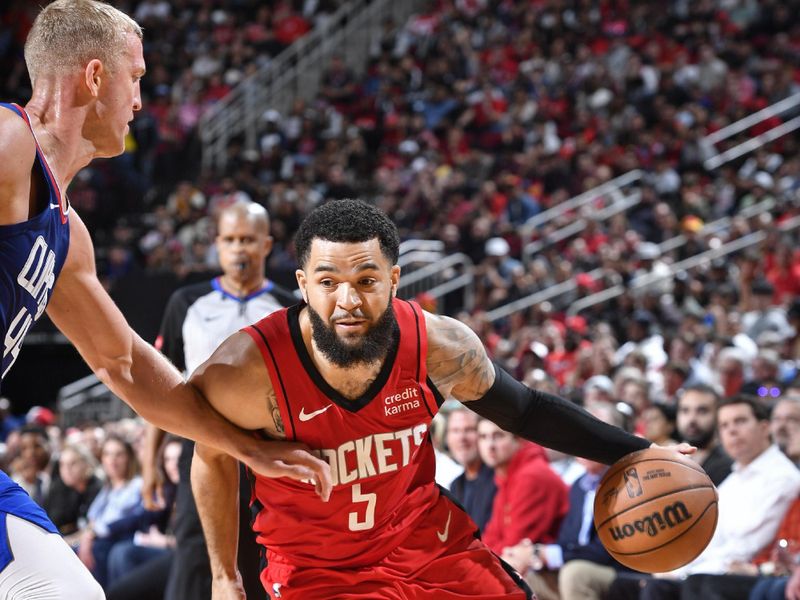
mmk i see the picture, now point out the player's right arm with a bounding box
[188,332,330,597]
[187,330,331,490]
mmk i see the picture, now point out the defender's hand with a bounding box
[240,439,332,502]
[141,462,165,511]
[650,442,696,456]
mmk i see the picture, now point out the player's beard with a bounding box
[307,300,397,368]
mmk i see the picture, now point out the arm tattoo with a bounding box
[272,407,285,434]
[265,386,285,437]
[426,314,494,401]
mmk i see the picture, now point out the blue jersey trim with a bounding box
[211,277,275,303]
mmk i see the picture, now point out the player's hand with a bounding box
[240,439,332,502]
[786,567,800,600]
[211,574,246,600]
[650,442,696,456]
[141,461,166,511]
[501,539,539,574]
[78,530,96,570]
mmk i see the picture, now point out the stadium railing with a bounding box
[397,252,475,311]
[565,214,800,317]
[199,0,428,171]
[485,197,778,323]
[518,91,800,253]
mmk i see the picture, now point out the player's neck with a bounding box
[314,349,384,399]
[307,341,385,400]
[218,274,265,298]
[25,87,97,189]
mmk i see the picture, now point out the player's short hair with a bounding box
[294,199,400,268]
[25,0,142,84]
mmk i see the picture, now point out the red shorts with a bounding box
[261,495,532,600]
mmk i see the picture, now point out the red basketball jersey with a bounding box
[243,299,444,569]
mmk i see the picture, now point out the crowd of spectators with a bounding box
[1,0,800,598]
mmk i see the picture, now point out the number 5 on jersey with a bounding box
[349,484,376,531]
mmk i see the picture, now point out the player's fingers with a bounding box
[273,463,316,483]
[141,492,155,511]
[290,451,332,501]
[275,461,331,502]
[142,485,165,510]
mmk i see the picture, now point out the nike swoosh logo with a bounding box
[49,203,60,210]
[298,405,332,422]
[436,510,452,543]
[203,315,222,322]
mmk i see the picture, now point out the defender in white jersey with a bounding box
[139,201,295,600]
[0,2,329,598]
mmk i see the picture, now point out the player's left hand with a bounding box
[501,539,539,575]
[211,574,247,600]
[786,566,800,600]
[650,442,696,456]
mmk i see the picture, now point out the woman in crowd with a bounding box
[43,443,103,544]
[78,435,143,588]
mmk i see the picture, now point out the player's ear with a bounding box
[296,269,308,303]
[391,265,400,297]
[84,59,103,97]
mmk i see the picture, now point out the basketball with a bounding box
[593,447,718,573]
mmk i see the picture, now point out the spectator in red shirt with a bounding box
[478,420,569,555]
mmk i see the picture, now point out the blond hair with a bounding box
[24,0,142,84]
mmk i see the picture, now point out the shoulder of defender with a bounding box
[0,107,36,186]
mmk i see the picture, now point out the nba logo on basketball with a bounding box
[623,468,643,498]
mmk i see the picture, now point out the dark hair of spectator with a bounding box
[19,425,49,440]
[680,383,722,405]
[718,395,770,422]
[650,401,677,424]
[293,199,400,268]
[664,361,690,379]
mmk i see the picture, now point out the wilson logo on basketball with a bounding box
[608,501,693,540]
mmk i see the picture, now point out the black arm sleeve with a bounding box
[467,363,650,465]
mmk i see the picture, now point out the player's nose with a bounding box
[336,283,362,310]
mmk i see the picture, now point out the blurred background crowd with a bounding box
[1,0,800,598]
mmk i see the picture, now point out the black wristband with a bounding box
[466,363,649,465]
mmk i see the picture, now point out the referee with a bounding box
[129,200,294,600]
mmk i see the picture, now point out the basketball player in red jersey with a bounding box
[191,199,693,599]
